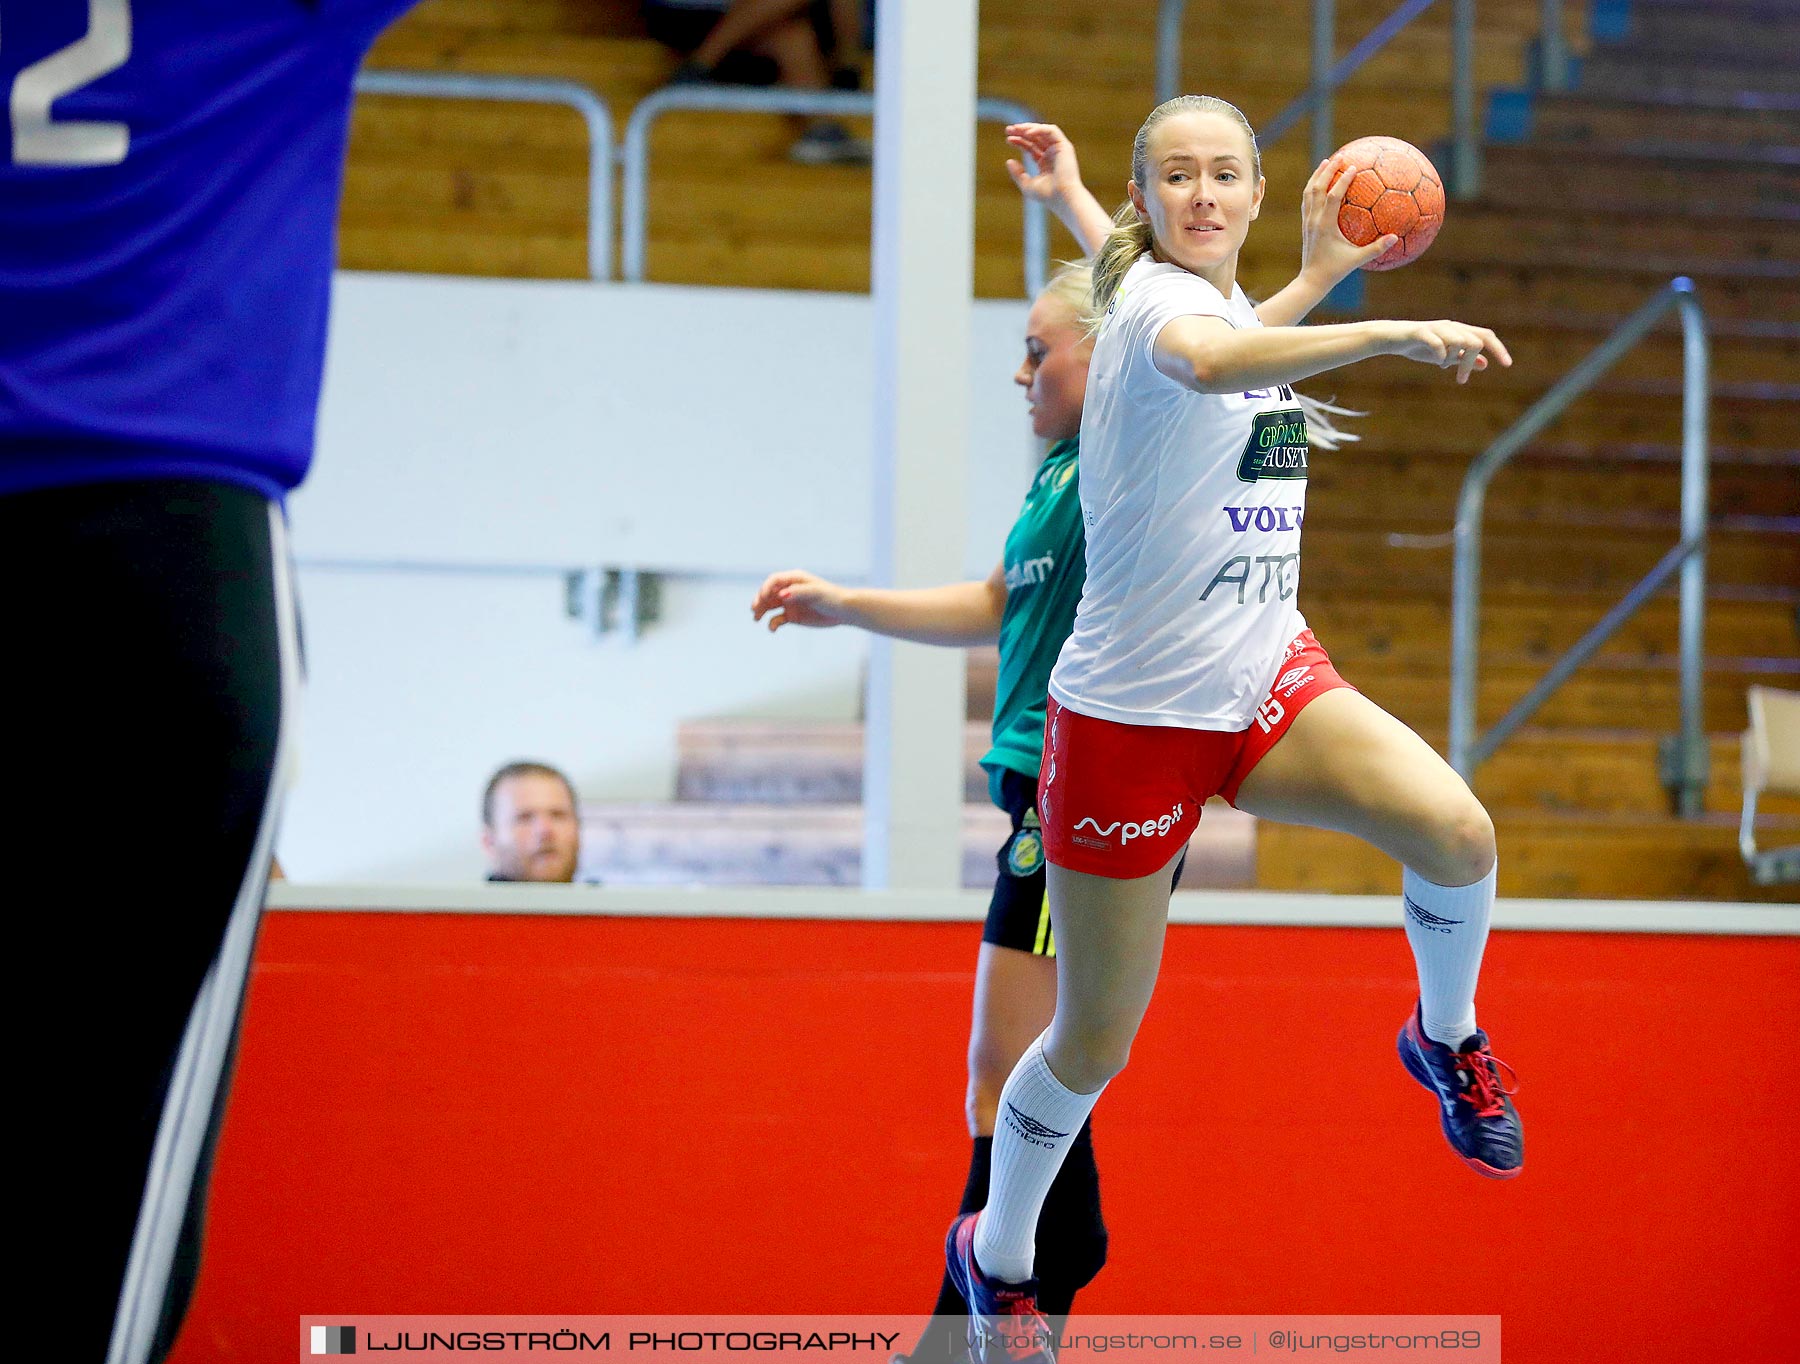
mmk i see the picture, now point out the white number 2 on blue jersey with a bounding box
[8,0,132,166]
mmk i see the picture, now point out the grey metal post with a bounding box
[1261,0,1444,150]
[1448,482,1487,778]
[1157,0,1188,104]
[1674,279,1712,816]
[1311,0,1338,168]
[980,96,1051,300]
[1451,0,1479,197]
[354,70,614,281]
[1539,0,1569,91]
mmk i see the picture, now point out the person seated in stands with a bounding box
[643,0,873,164]
[482,761,585,883]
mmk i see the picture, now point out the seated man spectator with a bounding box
[644,0,873,164]
[482,761,584,883]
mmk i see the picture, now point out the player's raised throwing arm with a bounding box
[1252,154,1400,327]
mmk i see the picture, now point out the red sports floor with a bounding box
[169,911,1799,1363]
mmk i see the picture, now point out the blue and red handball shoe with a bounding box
[944,1212,1056,1364]
[1398,1002,1524,1179]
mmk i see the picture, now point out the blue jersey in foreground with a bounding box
[0,0,416,499]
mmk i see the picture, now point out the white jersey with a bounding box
[1048,257,1310,729]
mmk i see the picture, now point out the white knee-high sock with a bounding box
[1402,861,1496,1045]
[972,1033,1105,1285]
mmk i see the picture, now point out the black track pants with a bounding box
[2,477,299,1363]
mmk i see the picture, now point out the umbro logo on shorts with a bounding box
[1273,664,1317,699]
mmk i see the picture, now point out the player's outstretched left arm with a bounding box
[750,566,1008,646]
[1255,156,1398,328]
[1005,122,1113,258]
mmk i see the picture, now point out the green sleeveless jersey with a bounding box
[982,438,1087,805]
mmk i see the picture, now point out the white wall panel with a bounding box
[278,273,1043,883]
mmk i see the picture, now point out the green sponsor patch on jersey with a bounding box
[1236,407,1309,482]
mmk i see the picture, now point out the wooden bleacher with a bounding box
[340,0,1799,899]
[342,0,1583,291]
[1273,0,1799,898]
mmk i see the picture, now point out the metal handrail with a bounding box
[1264,0,1435,152]
[1449,278,1713,816]
[619,86,1049,298]
[1158,0,1479,196]
[1539,0,1572,92]
[1155,0,1188,107]
[355,70,615,281]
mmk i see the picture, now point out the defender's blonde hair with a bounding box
[1038,258,1094,324]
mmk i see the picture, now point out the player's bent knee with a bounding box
[1455,801,1497,881]
[1046,1029,1132,1093]
[1423,799,1496,886]
[968,1031,1026,1124]
[966,1073,1004,1137]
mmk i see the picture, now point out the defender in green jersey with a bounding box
[750,121,1123,1363]
[987,435,1083,811]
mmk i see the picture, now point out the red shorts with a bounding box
[1038,630,1354,879]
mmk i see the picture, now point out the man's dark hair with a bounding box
[482,761,579,828]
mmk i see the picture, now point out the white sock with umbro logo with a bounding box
[973,1033,1105,1285]
[1403,861,1497,1046]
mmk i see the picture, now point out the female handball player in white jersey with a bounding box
[944,96,1526,1364]
[757,118,1409,1361]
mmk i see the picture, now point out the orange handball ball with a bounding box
[1333,135,1445,271]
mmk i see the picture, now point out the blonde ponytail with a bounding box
[1294,391,1363,452]
[1083,201,1155,333]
